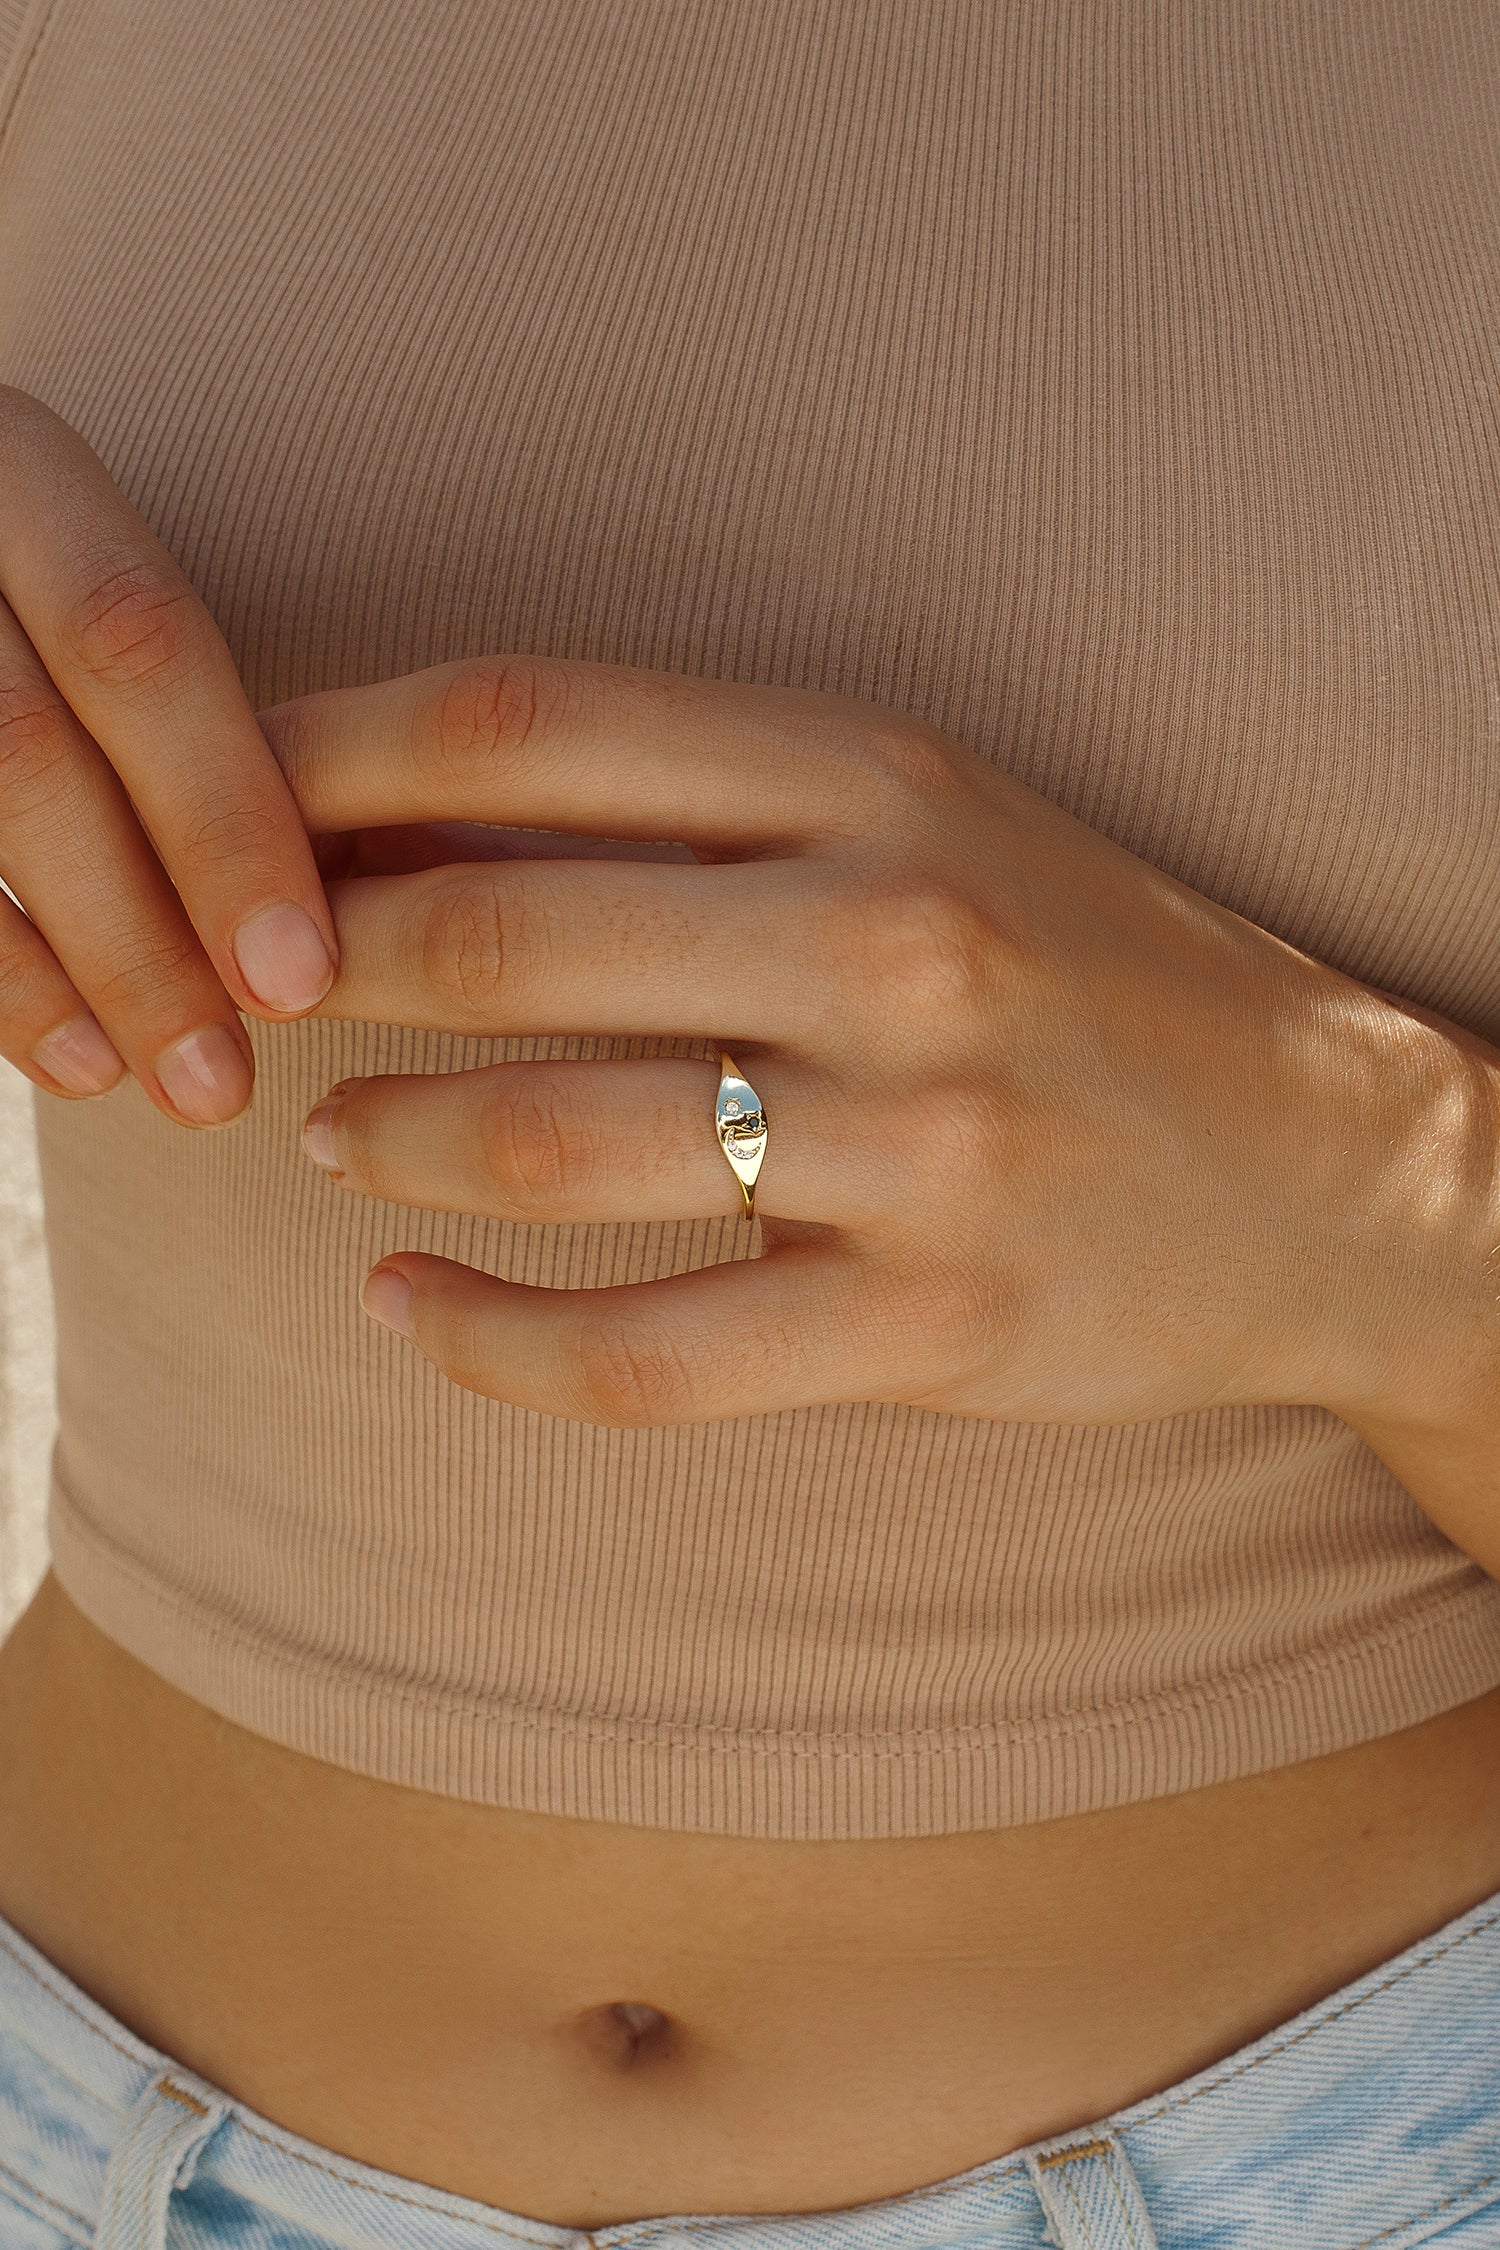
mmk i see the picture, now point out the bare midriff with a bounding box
[2,1572,1499,2229]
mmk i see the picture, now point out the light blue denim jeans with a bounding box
[1,1890,1498,2250]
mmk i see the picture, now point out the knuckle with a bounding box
[57,558,200,697]
[427,658,558,789]
[572,1316,698,1428]
[848,873,995,1020]
[481,1072,592,1216]
[173,794,277,872]
[0,923,50,1017]
[855,715,961,802]
[88,926,204,1012]
[420,872,509,1020]
[0,677,75,811]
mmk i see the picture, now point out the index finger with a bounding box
[0,387,337,1016]
[259,655,900,851]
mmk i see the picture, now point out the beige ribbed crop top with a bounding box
[4,0,1499,1838]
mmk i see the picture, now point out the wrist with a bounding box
[1347,1396,1500,1575]
[1320,992,1500,1561]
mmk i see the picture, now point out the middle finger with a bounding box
[314,858,850,1044]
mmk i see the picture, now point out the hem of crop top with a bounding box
[43,1471,1500,1841]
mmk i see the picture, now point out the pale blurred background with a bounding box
[0,1058,54,1638]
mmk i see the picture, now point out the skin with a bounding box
[3,1585,1500,2224]
[2,396,1499,2223]
[260,651,1500,1546]
[0,386,336,1117]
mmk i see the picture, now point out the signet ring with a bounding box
[714,1051,768,1221]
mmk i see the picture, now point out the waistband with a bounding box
[2,1888,1499,2250]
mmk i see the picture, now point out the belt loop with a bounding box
[1025,2129,1161,2250]
[94,2071,227,2250]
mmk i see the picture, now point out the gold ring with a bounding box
[714,1050,768,1221]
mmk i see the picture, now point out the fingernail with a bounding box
[362,1268,413,1339]
[32,1014,126,1096]
[301,1094,343,1173]
[155,1025,253,1125]
[232,902,335,1015]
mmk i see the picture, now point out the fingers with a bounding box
[0,887,124,1096]
[311,857,848,1043]
[358,1242,880,1424]
[260,653,910,851]
[0,596,256,1120]
[301,1057,892,1225]
[0,389,337,1037]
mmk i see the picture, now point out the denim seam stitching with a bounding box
[135,2105,167,2250]
[1101,2144,1147,2250]
[2,1908,1496,2242]
[587,1899,1500,2250]
[228,2118,565,2244]
[1126,1907,1500,2128]
[0,1928,143,2068]
[1350,2169,1500,2250]
[0,2152,91,2241]
[1055,2164,1102,2250]
[0,1933,544,2245]
[157,2076,209,2117]
[607,2147,1029,2248]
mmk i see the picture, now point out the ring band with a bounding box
[714,1050,768,1221]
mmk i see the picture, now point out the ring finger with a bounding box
[300,1057,897,1226]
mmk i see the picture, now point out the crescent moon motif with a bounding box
[714,1055,768,1220]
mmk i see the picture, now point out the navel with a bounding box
[572,1999,677,2069]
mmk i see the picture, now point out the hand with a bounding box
[262,656,1500,1476]
[0,387,337,1123]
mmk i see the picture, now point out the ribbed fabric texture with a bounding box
[3,0,1498,1837]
